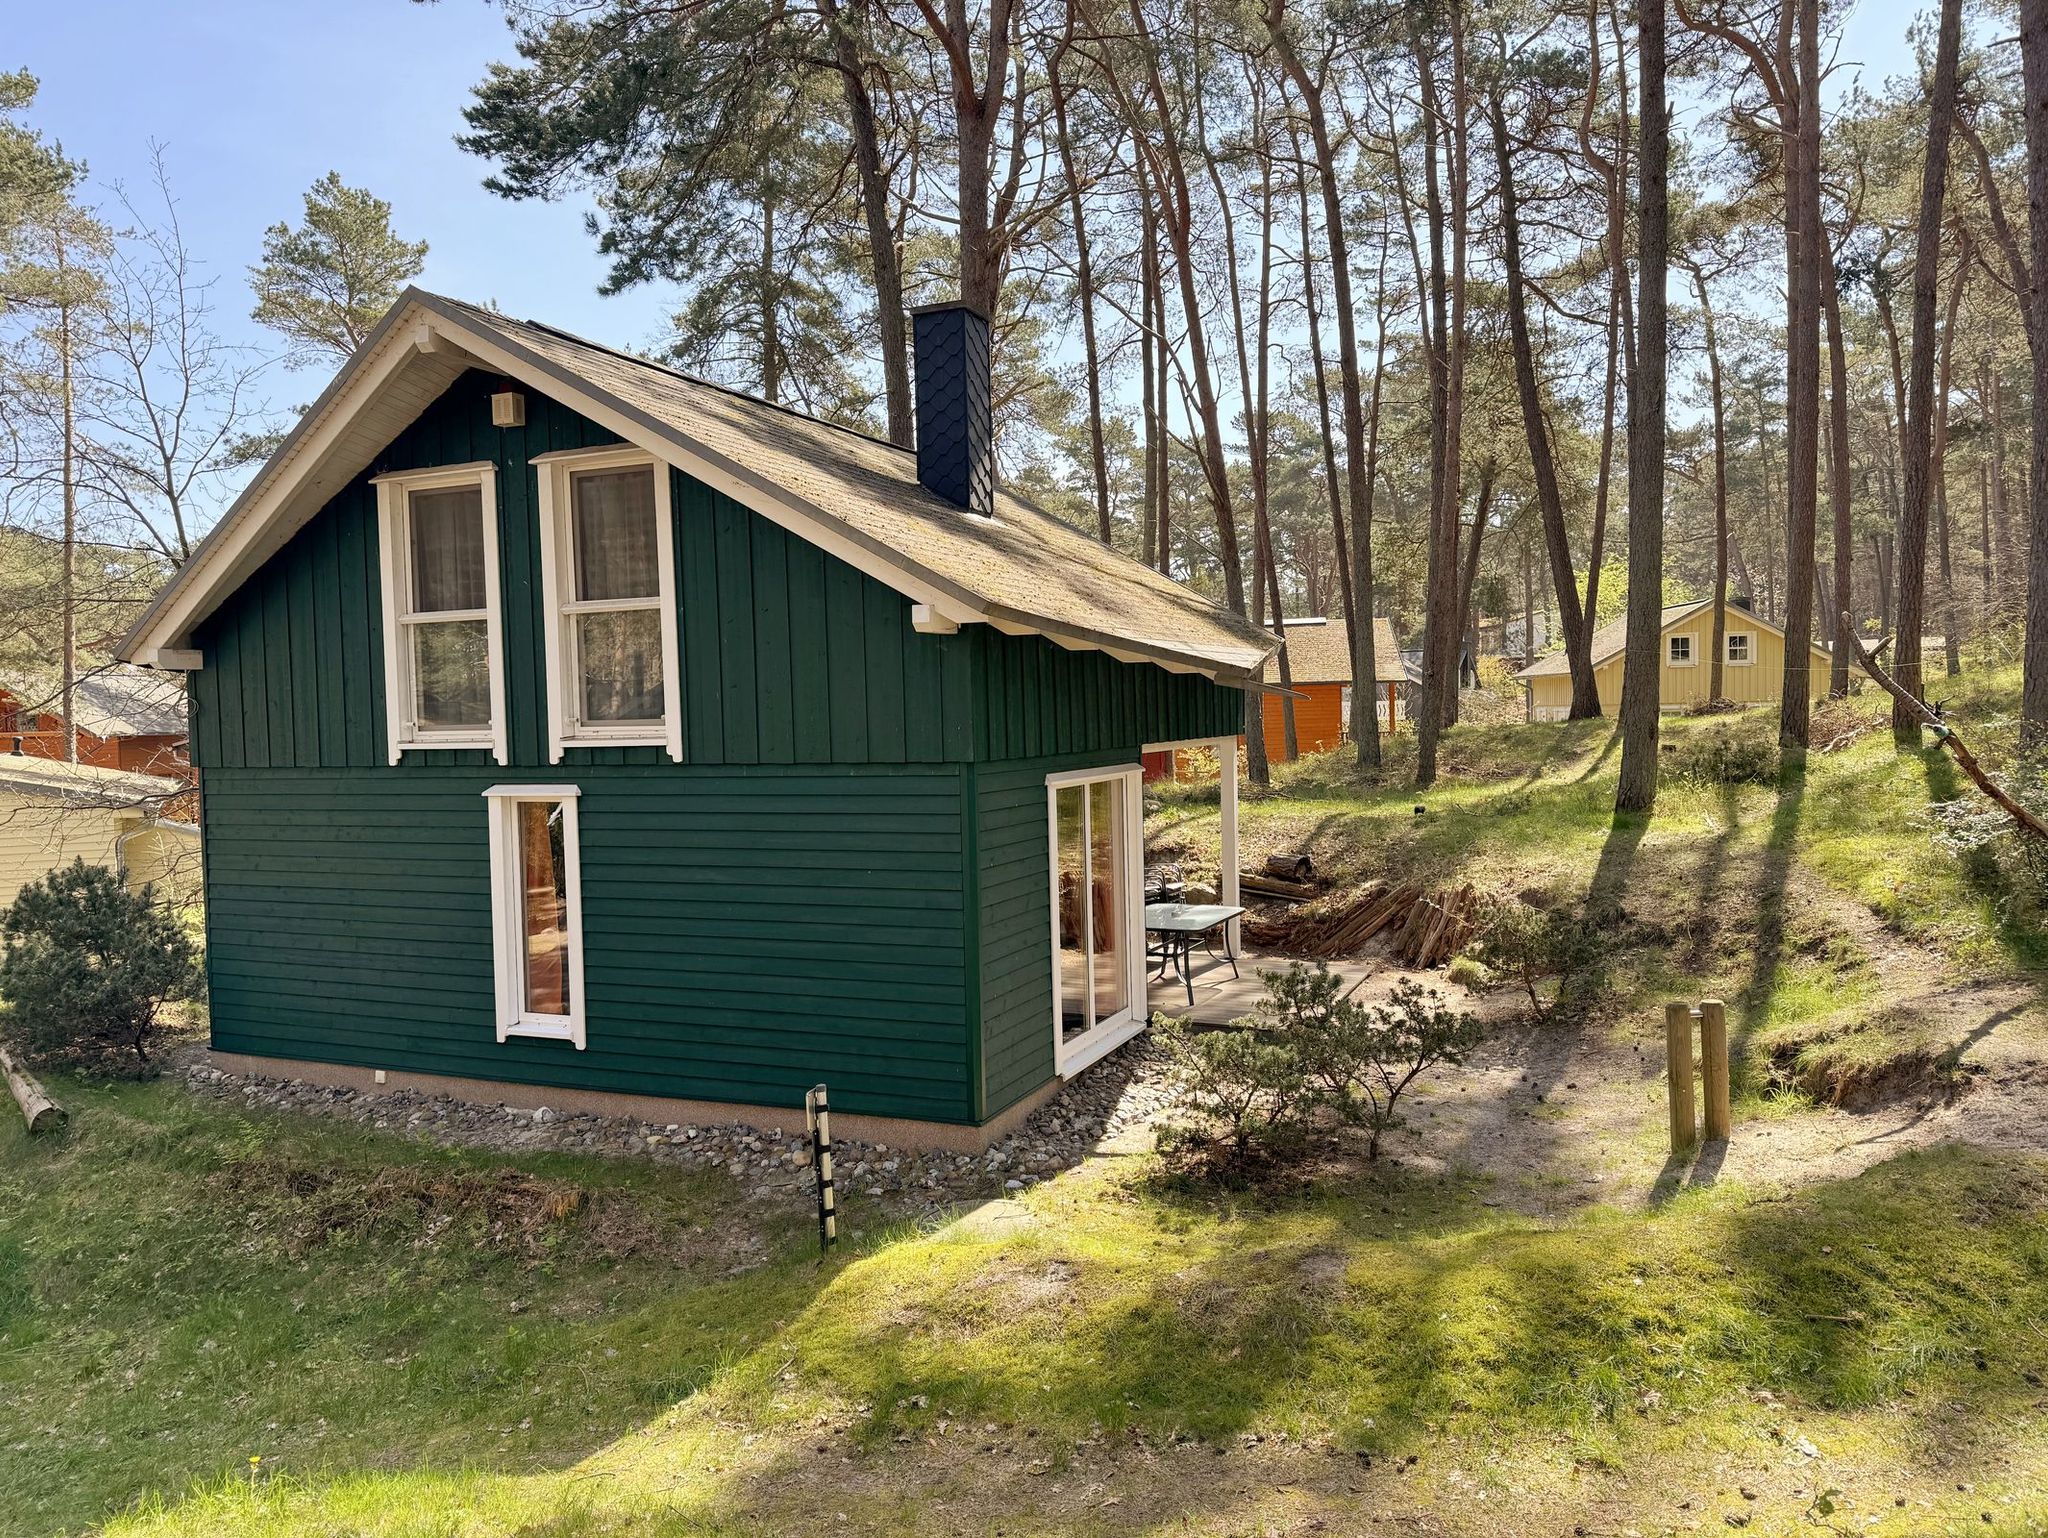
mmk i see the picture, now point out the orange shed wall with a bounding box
[1255,682,1347,758]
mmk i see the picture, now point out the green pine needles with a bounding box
[0,859,200,1072]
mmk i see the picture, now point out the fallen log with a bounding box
[1240,872,1319,901]
[0,1045,65,1134]
[1262,853,1316,882]
[1840,609,2048,842]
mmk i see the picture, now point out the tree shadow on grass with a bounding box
[99,1142,2048,1537]
[1733,776,1807,1063]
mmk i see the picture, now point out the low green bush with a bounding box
[1474,895,1596,1022]
[0,859,202,1073]
[1667,720,1780,786]
[1156,962,1485,1165]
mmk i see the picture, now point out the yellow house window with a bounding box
[1668,634,1695,666]
[1726,632,1753,665]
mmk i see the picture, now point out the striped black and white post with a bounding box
[805,1083,837,1256]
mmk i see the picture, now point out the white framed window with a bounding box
[374,463,507,765]
[1725,631,1753,665]
[1667,633,1695,666]
[532,447,682,763]
[484,785,586,1048]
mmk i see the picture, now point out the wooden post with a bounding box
[805,1083,836,1256]
[1699,998,1731,1142]
[1665,1002,1696,1154]
[1387,680,1399,735]
[1217,735,1240,954]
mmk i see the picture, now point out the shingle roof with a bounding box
[120,290,1274,682]
[69,667,187,738]
[1269,617,1408,685]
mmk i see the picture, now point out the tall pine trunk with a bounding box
[1895,0,1964,744]
[1615,0,1667,814]
[2024,0,2048,748]
[1494,88,1600,717]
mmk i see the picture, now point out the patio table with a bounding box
[1144,902,1244,1007]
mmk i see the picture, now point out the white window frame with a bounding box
[374,462,507,765]
[484,785,586,1049]
[1667,633,1696,667]
[532,446,683,763]
[1045,764,1147,1078]
[1725,631,1754,666]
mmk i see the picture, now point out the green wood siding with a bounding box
[975,760,1059,1116]
[203,764,971,1121]
[186,369,1246,1124]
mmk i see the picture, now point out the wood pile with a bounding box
[1241,880,1480,968]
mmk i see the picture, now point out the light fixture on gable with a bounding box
[490,390,526,428]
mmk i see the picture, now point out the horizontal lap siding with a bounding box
[976,762,1056,1116]
[202,764,972,1121]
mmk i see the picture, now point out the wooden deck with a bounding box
[1144,946,1383,1026]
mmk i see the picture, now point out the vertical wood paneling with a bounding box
[751,518,795,764]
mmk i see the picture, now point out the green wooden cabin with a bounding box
[120,292,1270,1140]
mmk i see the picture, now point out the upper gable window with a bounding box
[533,447,682,762]
[373,463,507,765]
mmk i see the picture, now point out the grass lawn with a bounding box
[7,666,2048,1535]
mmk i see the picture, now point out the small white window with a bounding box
[1726,632,1753,665]
[374,463,507,764]
[534,447,682,763]
[485,786,585,1048]
[1667,633,1695,666]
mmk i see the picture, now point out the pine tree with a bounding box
[249,172,426,365]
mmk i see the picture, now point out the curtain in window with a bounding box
[572,469,658,601]
[409,486,487,612]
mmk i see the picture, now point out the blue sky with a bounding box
[14,0,675,360]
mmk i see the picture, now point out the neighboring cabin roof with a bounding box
[1514,600,1828,680]
[1271,617,1407,686]
[119,290,1276,683]
[0,754,187,809]
[70,667,187,738]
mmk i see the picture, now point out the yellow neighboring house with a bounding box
[0,755,200,906]
[1516,598,1833,721]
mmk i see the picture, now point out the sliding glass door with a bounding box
[1049,767,1142,1073]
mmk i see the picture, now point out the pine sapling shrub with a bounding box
[1284,968,1486,1159]
[0,859,201,1073]
[1153,1012,1311,1163]
[1475,896,1595,1023]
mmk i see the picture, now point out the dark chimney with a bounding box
[911,302,994,517]
[1731,593,1754,612]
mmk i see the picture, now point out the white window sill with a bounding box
[503,1019,580,1045]
[399,736,497,752]
[561,735,668,750]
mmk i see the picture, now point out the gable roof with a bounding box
[119,290,1275,683]
[1515,599,1828,679]
[1271,617,1408,686]
[70,667,187,738]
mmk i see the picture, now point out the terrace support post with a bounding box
[1217,735,1241,955]
[1665,1001,1697,1154]
[1699,998,1731,1142]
